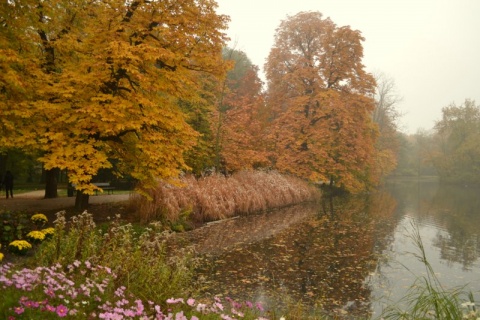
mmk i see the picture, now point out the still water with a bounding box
[182,178,480,319]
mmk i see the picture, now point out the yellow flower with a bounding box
[31,213,48,224]
[27,230,46,242]
[0,252,3,262]
[41,227,55,238]
[9,240,32,255]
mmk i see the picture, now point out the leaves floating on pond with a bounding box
[190,193,398,318]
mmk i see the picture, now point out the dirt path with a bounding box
[0,189,132,213]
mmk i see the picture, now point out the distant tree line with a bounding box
[393,99,480,184]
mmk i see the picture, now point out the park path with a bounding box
[0,190,131,213]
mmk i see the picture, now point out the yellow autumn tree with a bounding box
[0,0,229,207]
[265,11,377,192]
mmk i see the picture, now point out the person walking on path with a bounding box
[4,170,14,199]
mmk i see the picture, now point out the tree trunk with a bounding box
[75,191,90,210]
[44,168,59,199]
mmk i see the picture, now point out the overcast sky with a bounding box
[215,0,480,134]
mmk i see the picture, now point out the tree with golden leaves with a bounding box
[0,0,229,208]
[265,11,377,192]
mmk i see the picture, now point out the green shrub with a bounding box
[0,210,31,245]
[33,211,197,303]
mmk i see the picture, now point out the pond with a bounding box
[177,178,480,319]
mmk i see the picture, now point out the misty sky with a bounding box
[215,0,480,134]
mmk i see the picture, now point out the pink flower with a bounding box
[124,309,136,317]
[14,306,24,314]
[114,286,125,297]
[56,304,68,317]
[256,302,264,311]
[187,298,195,306]
[196,303,207,312]
[166,298,184,304]
[24,300,34,308]
[232,301,242,309]
[115,298,129,307]
[174,311,187,320]
[44,287,55,298]
[135,299,144,315]
[45,304,56,312]
[96,284,106,294]
[215,302,224,311]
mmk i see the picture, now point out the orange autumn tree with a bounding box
[220,49,270,172]
[0,0,229,208]
[265,11,377,192]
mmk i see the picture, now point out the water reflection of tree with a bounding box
[429,185,480,270]
[193,191,397,319]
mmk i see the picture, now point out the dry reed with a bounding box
[129,170,321,224]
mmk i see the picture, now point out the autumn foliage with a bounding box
[220,50,270,172]
[1,3,399,207]
[265,11,378,192]
[0,0,229,195]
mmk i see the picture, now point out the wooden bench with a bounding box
[70,182,115,196]
[93,182,115,195]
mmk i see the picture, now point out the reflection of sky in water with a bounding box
[370,213,480,318]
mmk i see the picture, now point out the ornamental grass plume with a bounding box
[129,170,321,224]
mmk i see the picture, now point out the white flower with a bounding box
[461,301,476,308]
